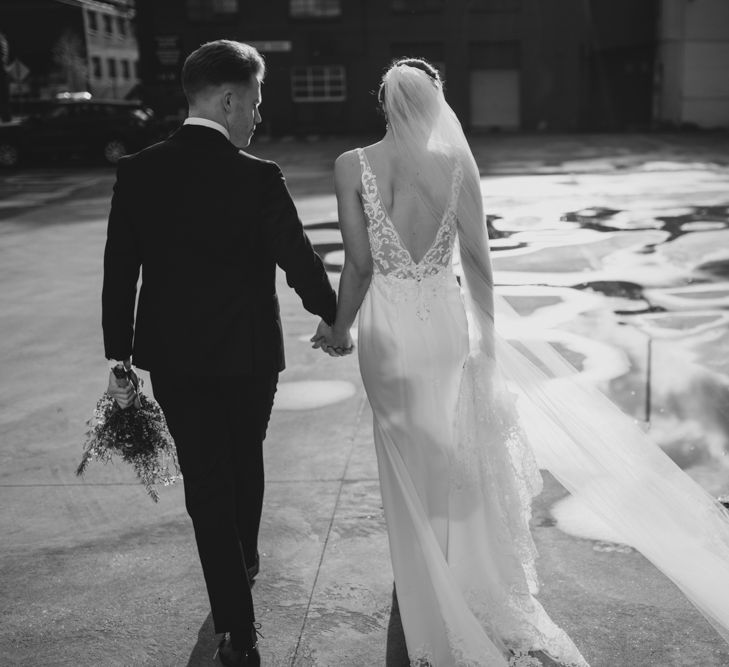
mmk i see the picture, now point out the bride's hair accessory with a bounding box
[378,57,441,112]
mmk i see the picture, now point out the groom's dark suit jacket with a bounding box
[102,124,336,375]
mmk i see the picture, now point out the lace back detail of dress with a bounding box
[356,147,462,279]
[356,147,463,319]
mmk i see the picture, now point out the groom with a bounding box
[102,40,337,665]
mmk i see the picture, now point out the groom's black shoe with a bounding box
[216,626,261,667]
[246,551,260,583]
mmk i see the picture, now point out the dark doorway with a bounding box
[582,44,656,130]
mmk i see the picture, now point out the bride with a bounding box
[312,58,729,666]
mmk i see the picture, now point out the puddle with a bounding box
[645,284,729,311]
[273,381,357,410]
[635,311,729,337]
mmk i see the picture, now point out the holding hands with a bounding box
[311,320,354,357]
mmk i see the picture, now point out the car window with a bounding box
[106,105,128,118]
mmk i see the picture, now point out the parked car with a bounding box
[0,98,160,167]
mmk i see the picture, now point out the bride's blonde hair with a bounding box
[377,58,442,127]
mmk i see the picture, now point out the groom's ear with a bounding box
[221,89,234,114]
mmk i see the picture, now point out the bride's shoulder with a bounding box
[335,140,384,172]
[334,148,363,183]
[335,147,361,164]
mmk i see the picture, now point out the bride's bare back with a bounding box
[361,139,452,264]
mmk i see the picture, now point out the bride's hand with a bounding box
[310,321,354,357]
[325,326,354,357]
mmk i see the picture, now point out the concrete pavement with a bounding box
[2,133,729,666]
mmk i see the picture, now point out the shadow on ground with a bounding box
[386,586,409,666]
[187,613,217,666]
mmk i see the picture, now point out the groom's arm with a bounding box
[102,157,141,362]
[261,162,336,324]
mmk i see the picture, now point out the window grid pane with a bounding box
[291,65,346,102]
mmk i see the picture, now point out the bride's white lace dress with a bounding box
[355,147,589,667]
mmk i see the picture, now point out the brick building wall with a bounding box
[135,0,659,134]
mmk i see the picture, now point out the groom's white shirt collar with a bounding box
[183,117,230,141]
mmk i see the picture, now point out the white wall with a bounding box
[657,0,729,127]
[685,0,729,40]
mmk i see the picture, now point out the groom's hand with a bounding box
[310,319,332,351]
[107,359,137,408]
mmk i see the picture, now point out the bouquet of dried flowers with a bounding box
[76,365,180,501]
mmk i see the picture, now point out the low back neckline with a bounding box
[357,147,452,267]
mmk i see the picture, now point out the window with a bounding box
[45,105,71,120]
[121,60,130,80]
[187,0,238,20]
[213,0,238,11]
[87,10,98,32]
[290,0,341,17]
[291,65,346,102]
[117,17,127,37]
[91,56,102,79]
[108,58,117,79]
[103,14,113,37]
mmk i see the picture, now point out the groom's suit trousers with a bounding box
[150,371,278,634]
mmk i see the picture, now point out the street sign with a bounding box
[5,59,29,82]
[155,36,180,66]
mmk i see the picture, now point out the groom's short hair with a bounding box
[182,40,265,103]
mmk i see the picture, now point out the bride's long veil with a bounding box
[385,63,729,649]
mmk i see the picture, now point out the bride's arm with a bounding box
[456,163,495,358]
[330,151,373,345]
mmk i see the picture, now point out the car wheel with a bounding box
[0,142,19,167]
[103,138,128,165]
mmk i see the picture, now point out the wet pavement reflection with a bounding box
[306,168,729,546]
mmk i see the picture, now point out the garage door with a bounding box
[470,69,520,129]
